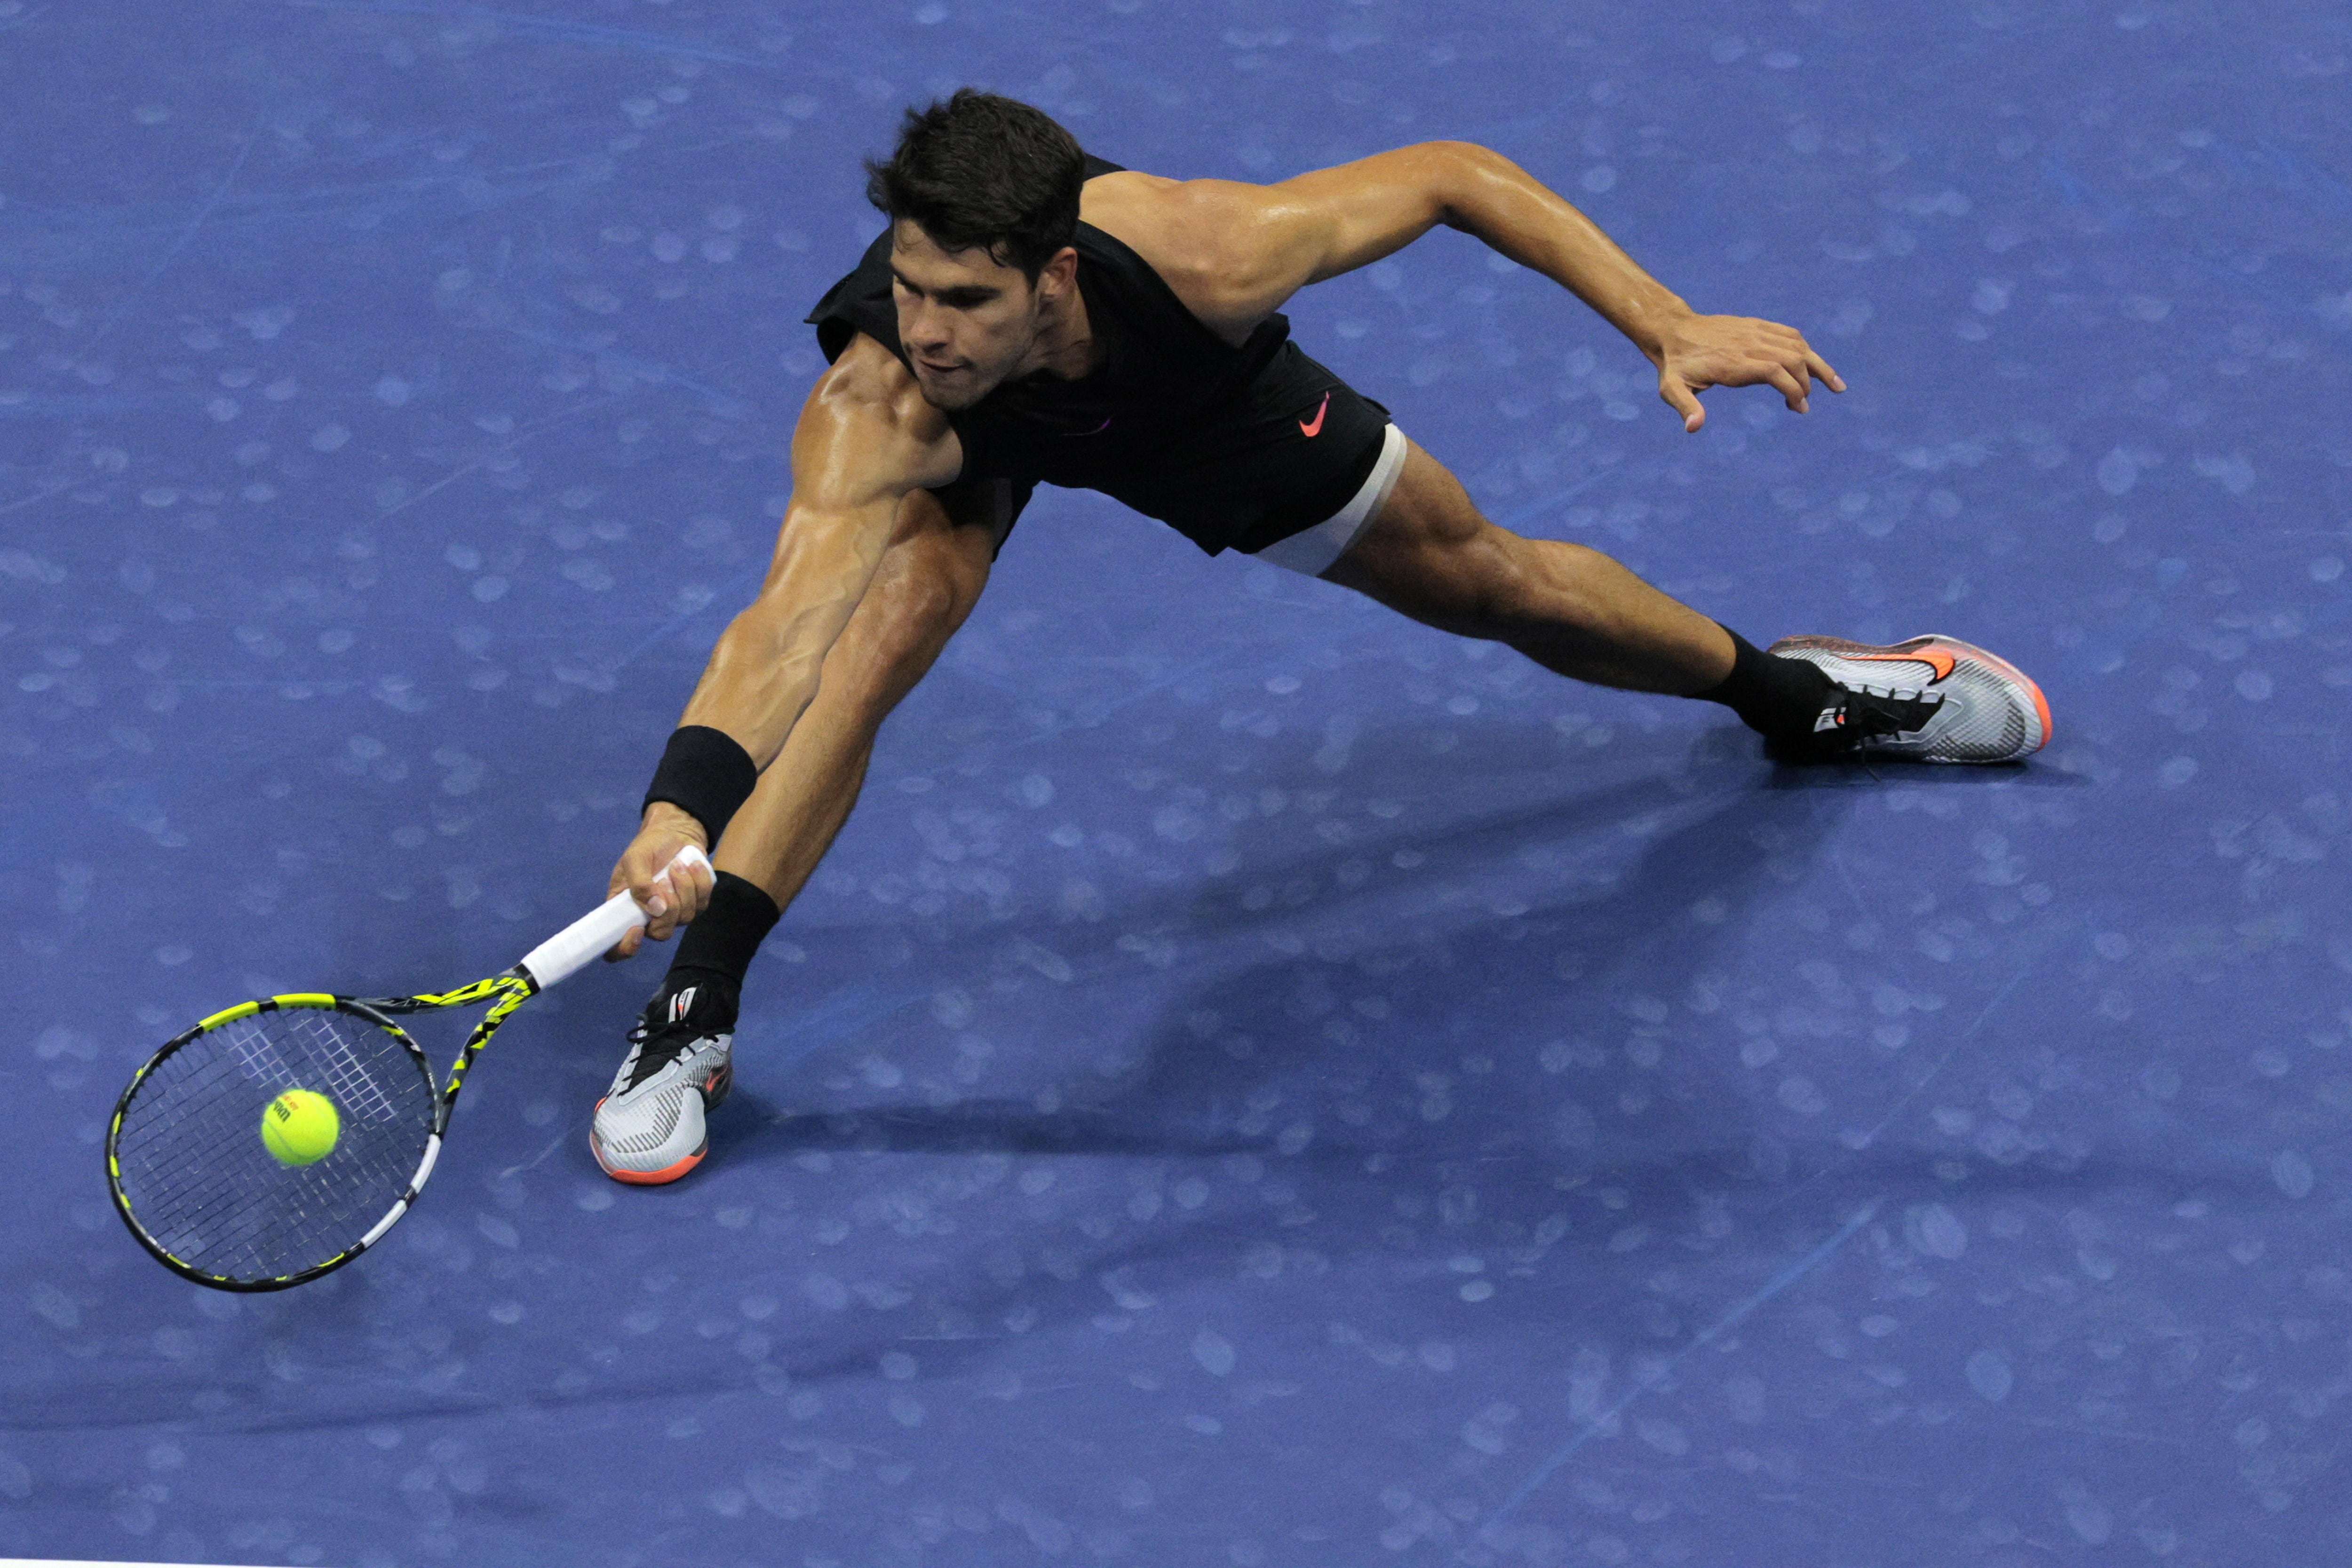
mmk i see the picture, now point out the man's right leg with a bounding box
[592,487,998,1183]
[1318,438,2049,761]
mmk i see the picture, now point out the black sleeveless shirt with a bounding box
[805,156,1391,553]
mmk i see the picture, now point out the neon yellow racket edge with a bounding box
[106,847,706,1291]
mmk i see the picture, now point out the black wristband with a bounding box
[643,725,758,845]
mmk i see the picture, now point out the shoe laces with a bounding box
[622,979,735,1092]
[1816,681,1946,743]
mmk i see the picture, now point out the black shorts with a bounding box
[930,343,1394,565]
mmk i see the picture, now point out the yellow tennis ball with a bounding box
[261,1088,340,1166]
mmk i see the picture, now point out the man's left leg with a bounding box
[1317,438,2048,761]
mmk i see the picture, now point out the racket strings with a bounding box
[115,1008,437,1283]
[294,1008,412,1126]
[220,1008,408,1128]
[163,1012,416,1250]
[128,1021,421,1273]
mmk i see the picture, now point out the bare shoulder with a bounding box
[797,334,961,493]
[1082,171,1299,342]
[810,333,941,430]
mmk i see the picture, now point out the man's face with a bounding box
[890,221,1068,410]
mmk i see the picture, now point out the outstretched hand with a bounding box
[1650,312,1844,433]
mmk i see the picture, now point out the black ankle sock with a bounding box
[660,870,781,1006]
[1692,627,1837,742]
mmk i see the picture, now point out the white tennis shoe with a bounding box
[590,983,734,1185]
[1769,634,2051,764]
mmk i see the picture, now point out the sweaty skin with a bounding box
[607,141,1843,951]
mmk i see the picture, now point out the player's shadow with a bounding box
[709,714,1867,1365]
[729,716,1840,1138]
[1762,748,2090,790]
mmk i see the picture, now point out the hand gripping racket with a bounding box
[106,847,709,1291]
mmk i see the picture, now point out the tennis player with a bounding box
[586,91,2050,1183]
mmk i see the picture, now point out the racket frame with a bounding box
[106,973,537,1292]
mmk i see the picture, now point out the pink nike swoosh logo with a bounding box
[1850,648,1957,682]
[1298,393,1329,438]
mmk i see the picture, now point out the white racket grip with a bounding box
[517,845,711,989]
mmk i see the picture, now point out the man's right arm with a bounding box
[675,338,958,772]
[607,336,960,947]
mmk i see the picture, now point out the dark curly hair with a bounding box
[864,90,1086,281]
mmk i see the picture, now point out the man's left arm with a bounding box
[1169,142,1844,434]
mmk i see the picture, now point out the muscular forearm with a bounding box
[676,608,833,775]
[676,508,893,772]
[1437,143,1693,358]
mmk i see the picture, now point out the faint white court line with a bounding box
[1467,1196,1885,1551]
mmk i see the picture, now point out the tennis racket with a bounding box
[106,846,708,1291]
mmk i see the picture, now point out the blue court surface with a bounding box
[6,3,2351,1565]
